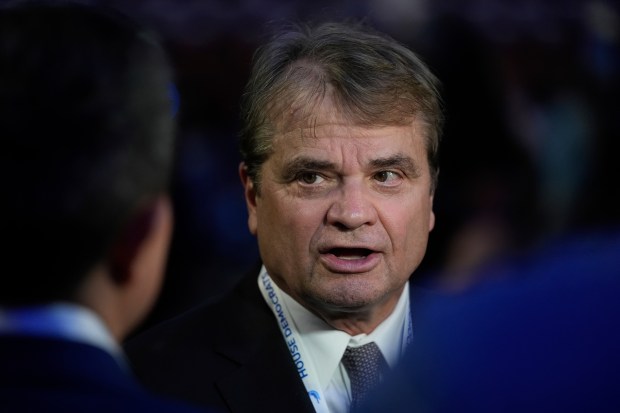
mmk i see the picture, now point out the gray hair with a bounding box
[239,21,443,193]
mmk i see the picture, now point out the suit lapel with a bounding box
[211,272,315,413]
[214,336,315,413]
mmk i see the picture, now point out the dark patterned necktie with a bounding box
[341,342,389,411]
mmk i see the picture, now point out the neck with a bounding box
[74,266,127,342]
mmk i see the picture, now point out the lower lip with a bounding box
[319,252,381,274]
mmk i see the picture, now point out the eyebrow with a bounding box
[280,157,336,180]
[369,154,421,177]
[280,154,421,180]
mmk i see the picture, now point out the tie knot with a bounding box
[342,342,388,410]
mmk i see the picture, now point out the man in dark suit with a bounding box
[127,21,443,413]
[0,3,204,412]
[360,227,620,412]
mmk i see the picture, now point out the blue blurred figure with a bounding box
[361,227,620,412]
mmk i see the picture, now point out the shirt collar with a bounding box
[278,276,410,390]
[0,302,123,360]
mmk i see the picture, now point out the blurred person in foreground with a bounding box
[126,21,443,413]
[0,3,205,412]
[360,226,620,412]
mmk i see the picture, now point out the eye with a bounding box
[374,171,400,183]
[297,172,325,185]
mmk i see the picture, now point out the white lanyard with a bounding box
[403,296,413,352]
[259,270,330,413]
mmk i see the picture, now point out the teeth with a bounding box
[339,255,365,260]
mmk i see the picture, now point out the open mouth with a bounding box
[328,248,373,260]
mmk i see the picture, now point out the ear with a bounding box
[239,162,258,235]
[102,195,173,339]
[108,195,173,287]
[428,194,436,232]
[429,168,438,233]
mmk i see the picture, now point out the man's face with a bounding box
[241,105,435,326]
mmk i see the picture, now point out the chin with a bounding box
[311,284,386,313]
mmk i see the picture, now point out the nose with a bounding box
[326,179,378,230]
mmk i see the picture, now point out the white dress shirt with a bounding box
[259,266,411,413]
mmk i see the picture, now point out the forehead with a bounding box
[276,122,420,152]
[270,101,428,163]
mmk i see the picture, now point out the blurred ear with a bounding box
[429,194,436,232]
[108,195,173,287]
[428,166,437,233]
[239,162,258,235]
[103,195,173,339]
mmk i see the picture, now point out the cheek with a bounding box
[263,201,329,262]
[288,212,324,256]
[256,195,313,243]
[384,199,433,252]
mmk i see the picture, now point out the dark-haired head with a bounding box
[0,2,174,305]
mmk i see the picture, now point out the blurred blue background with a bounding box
[38,0,619,328]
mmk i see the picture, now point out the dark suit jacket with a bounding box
[0,334,205,412]
[126,267,434,413]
